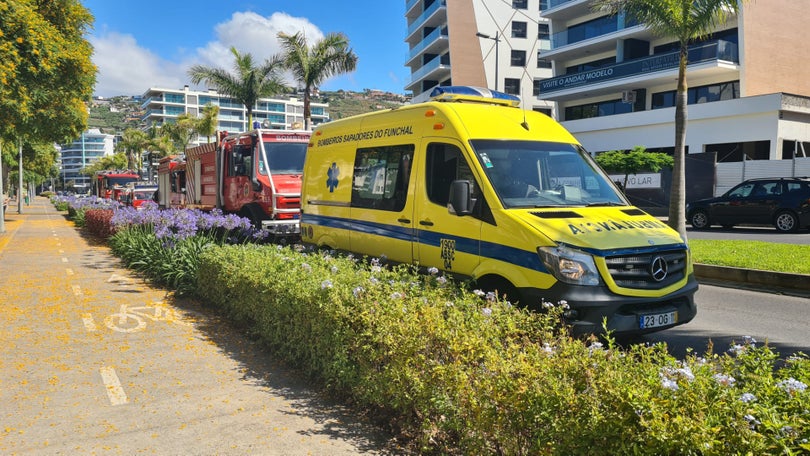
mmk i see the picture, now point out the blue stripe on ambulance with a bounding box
[303,213,548,273]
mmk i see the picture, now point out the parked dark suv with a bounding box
[687,177,810,232]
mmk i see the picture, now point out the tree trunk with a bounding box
[303,89,312,131]
[668,46,689,241]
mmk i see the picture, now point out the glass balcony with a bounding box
[409,27,448,60]
[550,14,638,49]
[539,40,739,95]
[407,0,446,37]
[407,55,451,86]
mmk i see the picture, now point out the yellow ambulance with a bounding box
[301,86,697,336]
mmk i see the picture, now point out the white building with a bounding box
[141,86,330,142]
[538,0,810,200]
[59,129,115,191]
[405,0,554,114]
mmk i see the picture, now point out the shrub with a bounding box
[84,209,115,238]
[196,245,810,455]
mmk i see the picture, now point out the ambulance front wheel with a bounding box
[474,276,521,306]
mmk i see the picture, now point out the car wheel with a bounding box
[690,210,710,229]
[774,211,799,233]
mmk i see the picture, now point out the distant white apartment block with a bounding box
[59,129,115,190]
[405,0,554,114]
[141,86,330,142]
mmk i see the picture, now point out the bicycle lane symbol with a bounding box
[104,302,192,333]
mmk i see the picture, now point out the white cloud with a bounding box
[90,32,186,97]
[89,11,325,97]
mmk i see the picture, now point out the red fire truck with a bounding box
[158,129,310,238]
[94,170,139,201]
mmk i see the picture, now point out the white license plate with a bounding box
[639,311,678,329]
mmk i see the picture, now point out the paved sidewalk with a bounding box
[0,197,394,455]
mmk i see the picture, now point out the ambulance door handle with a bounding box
[398,217,411,224]
[419,220,434,226]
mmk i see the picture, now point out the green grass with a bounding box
[689,239,810,275]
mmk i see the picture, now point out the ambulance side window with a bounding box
[351,145,414,212]
[426,143,479,207]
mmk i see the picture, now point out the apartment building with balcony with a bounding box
[141,86,329,142]
[405,0,554,114]
[59,129,116,191]
[539,0,810,180]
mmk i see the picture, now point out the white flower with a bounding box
[321,280,333,289]
[481,307,492,317]
[728,344,746,355]
[558,300,570,310]
[777,378,807,394]
[661,377,679,391]
[331,266,339,274]
[301,263,311,272]
[390,292,403,300]
[436,276,447,285]
[485,291,497,302]
[352,286,364,298]
[713,373,736,387]
[588,341,604,352]
[371,265,382,273]
[542,300,554,309]
[739,393,757,403]
[473,289,485,297]
[427,267,439,275]
[542,343,555,355]
[742,335,757,345]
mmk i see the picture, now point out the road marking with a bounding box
[99,367,128,406]
[82,313,97,332]
[72,285,82,296]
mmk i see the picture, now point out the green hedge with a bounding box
[197,244,810,455]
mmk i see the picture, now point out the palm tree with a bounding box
[117,128,150,173]
[196,104,220,143]
[591,0,743,240]
[188,47,288,129]
[278,31,358,130]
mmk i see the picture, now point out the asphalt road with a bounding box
[686,226,810,244]
[634,283,810,360]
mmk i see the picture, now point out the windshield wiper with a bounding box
[585,201,625,207]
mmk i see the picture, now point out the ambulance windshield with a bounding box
[471,140,627,209]
[259,142,307,175]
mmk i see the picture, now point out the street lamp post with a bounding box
[476,31,501,91]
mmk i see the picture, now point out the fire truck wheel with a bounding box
[241,206,266,229]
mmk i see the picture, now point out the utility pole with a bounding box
[476,31,501,91]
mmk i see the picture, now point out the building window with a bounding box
[512,0,528,9]
[504,78,521,95]
[511,50,526,67]
[533,80,541,96]
[652,81,740,109]
[538,23,549,41]
[536,51,552,69]
[533,107,552,117]
[565,99,632,120]
[512,21,527,38]
[539,0,548,10]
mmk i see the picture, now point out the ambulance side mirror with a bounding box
[448,180,474,216]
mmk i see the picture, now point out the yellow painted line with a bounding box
[99,367,128,406]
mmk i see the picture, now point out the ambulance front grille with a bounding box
[604,249,687,290]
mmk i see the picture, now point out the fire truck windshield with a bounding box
[259,142,307,175]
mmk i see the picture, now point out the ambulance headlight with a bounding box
[537,244,600,286]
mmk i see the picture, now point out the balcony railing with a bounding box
[539,40,739,95]
[408,55,450,86]
[550,14,638,49]
[409,26,448,60]
[407,0,446,36]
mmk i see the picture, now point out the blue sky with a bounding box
[82,0,409,97]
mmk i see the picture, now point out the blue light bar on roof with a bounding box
[429,86,521,107]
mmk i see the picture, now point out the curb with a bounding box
[694,263,810,297]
